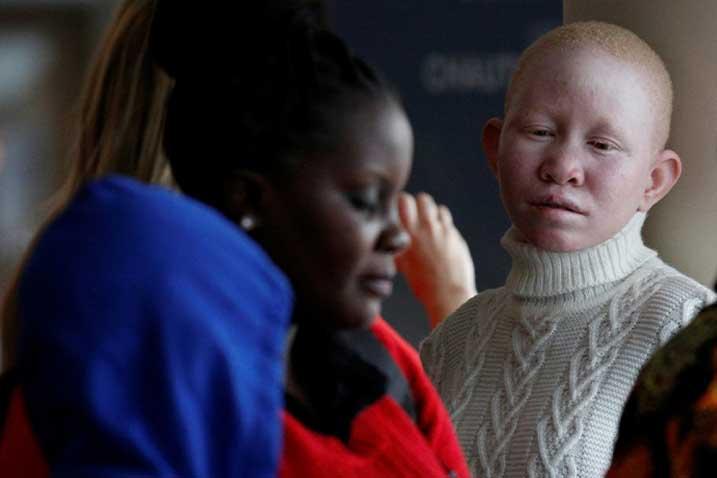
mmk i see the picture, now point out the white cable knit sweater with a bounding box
[420,213,715,478]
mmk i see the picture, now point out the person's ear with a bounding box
[638,149,682,212]
[222,171,272,231]
[482,117,503,176]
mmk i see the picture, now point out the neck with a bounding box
[502,212,656,298]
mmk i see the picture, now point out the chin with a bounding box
[361,314,379,328]
[527,230,591,252]
[340,314,377,330]
[296,298,377,330]
[359,304,381,327]
[337,304,380,330]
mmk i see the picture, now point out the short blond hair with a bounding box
[506,21,673,148]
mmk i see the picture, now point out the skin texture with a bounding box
[395,192,476,329]
[482,47,681,252]
[247,100,414,330]
[506,22,673,148]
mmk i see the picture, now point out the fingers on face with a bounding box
[417,191,455,232]
[437,205,453,226]
[402,191,455,236]
[416,192,439,227]
[398,191,418,231]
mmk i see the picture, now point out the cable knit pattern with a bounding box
[528,267,662,478]
[420,213,715,478]
[475,308,559,476]
[451,295,503,423]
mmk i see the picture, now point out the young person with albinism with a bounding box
[421,21,715,478]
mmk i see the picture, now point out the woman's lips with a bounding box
[360,276,394,298]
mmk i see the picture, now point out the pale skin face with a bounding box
[483,47,681,252]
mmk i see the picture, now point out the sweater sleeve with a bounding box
[419,299,463,395]
[418,325,441,384]
[371,318,470,478]
[652,275,716,346]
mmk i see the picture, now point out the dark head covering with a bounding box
[14,176,292,476]
[608,303,717,477]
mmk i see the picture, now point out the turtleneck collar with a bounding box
[501,212,656,298]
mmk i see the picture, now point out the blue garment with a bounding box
[16,176,292,477]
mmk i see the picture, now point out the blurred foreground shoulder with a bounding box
[14,176,293,477]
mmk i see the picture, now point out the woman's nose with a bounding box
[378,207,411,254]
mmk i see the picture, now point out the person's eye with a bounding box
[347,188,380,214]
[588,139,617,152]
[525,126,554,139]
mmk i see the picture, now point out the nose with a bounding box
[378,205,410,254]
[539,143,585,186]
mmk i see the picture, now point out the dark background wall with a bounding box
[330,1,562,345]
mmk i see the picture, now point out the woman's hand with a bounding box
[395,192,476,329]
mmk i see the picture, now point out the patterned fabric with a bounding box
[421,213,715,478]
[0,176,293,477]
[280,318,470,478]
[607,303,717,478]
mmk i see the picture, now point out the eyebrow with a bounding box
[342,161,405,188]
[590,119,625,139]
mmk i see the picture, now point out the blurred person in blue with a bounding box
[0,176,293,477]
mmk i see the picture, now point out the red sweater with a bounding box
[2,319,470,478]
[280,318,470,478]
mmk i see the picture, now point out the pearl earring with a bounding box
[240,215,256,231]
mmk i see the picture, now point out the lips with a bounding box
[530,195,585,215]
[360,273,395,298]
